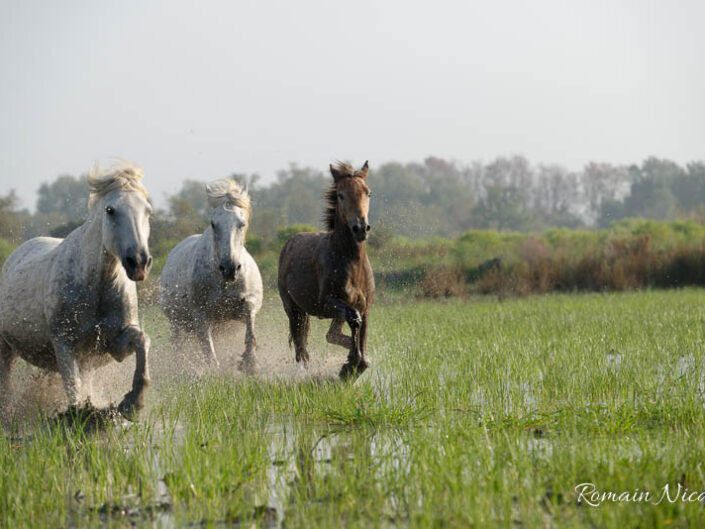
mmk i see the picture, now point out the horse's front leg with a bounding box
[237,304,257,374]
[109,325,151,420]
[54,341,82,407]
[195,318,219,368]
[326,319,353,349]
[357,313,370,375]
[321,297,365,380]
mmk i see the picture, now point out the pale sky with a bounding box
[1,0,703,210]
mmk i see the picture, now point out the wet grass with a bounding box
[3,288,705,527]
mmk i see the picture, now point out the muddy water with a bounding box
[4,300,351,425]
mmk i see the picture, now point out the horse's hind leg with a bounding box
[0,339,17,418]
[326,319,352,349]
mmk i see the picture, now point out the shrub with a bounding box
[420,266,466,298]
[0,237,17,270]
[276,224,318,245]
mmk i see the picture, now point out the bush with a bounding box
[420,266,466,298]
[245,233,263,254]
[0,237,17,270]
[277,224,318,245]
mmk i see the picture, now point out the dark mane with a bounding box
[323,162,364,230]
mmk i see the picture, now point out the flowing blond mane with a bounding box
[87,161,148,210]
[205,179,251,221]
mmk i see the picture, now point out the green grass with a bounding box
[3,289,705,527]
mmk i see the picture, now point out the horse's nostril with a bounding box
[219,265,225,273]
[365,225,371,232]
[146,256,153,267]
[125,256,137,269]
[236,264,242,271]
[352,225,360,233]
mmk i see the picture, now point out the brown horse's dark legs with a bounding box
[322,296,362,328]
[358,312,370,370]
[339,312,369,380]
[326,319,352,348]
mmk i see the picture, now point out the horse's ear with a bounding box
[359,160,369,180]
[330,163,343,182]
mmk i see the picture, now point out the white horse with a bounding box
[158,179,263,372]
[0,163,153,419]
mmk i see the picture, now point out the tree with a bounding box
[0,190,23,242]
[619,158,683,221]
[672,162,705,213]
[472,186,529,231]
[36,174,89,222]
[580,163,631,225]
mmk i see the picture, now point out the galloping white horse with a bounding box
[0,163,153,419]
[158,179,263,372]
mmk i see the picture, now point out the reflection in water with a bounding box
[266,421,411,525]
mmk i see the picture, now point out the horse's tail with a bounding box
[285,306,309,350]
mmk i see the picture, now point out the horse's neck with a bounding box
[198,227,219,274]
[332,219,366,263]
[75,213,121,284]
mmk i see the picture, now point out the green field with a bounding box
[3,289,705,527]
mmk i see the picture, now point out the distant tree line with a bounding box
[1,156,704,252]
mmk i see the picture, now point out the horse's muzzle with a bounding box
[351,220,370,242]
[123,250,152,282]
[219,261,242,282]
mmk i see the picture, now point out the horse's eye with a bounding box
[105,206,115,215]
[337,193,344,201]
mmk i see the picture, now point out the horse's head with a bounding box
[205,179,251,282]
[330,161,371,242]
[209,204,247,281]
[88,163,152,282]
[101,189,152,281]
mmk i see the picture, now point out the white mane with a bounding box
[205,179,251,221]
[87,161,148,210]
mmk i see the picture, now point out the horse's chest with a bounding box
[343,276,368,311]
[208,287,247,320]
[51,283,132,345]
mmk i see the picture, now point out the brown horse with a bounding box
[278,161,374,379]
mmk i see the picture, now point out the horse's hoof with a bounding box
[339,358,370,380]
[339,363,358,380]
[118,396,142,422]
[237,355,256,375]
